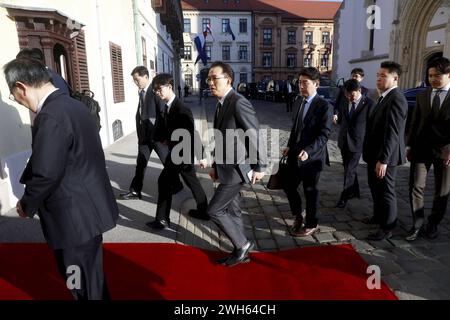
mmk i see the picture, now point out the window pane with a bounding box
[222,45,230,60]
[239,19,247,33]
[222,18,229,33]
[183,18,191,33]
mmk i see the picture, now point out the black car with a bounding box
[403,85,427,132]
[317,86,340,107]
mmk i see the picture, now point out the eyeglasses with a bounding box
[206,76,227,84]
[153,84,170,93]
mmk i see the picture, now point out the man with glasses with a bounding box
[205,61,266,267]
[120,66,182,200]
[4,58,118,299]
[146,73,209,230]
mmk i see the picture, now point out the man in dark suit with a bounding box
[406,57,450,241]
[283,67,333,237]
[362,61,408,241]
[146,73,209,230]
[335,79,374,208]
[206,61,266,267]
[120,66,182,200]
[4,58,119,300]
[333,68,369,122]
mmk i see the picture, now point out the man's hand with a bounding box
[444,153,450,167]
[298,150,309,162]
[208,168,218,182]
[282,147,289,157]
[332,114,338,125]
[406,147,411,162]
[199,159,208,169]
[375,161,387,179]
[16,201,27,218]
[251,171,265,184]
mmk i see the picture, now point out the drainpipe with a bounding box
[95,0,111,145]
[132,0,142,65]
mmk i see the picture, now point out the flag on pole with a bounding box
[193,33,207,66]
[225,22,236,41]
[205,23,215,41]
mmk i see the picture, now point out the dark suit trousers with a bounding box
[340,144,361,200]
[283,164,321,228]
[367,162,398,230]
[208,183,247,249]
[130,141,181,193]
[409,160,450,228]
[54,235,109,300]
[156,161,207,222]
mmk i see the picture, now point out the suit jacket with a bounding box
[337,95,374,152]
[408,88,450,162]
[363,87,408,165]
[20,91,119,250]
[287,95,333,172]
[163,97,203,163]
[213,90,266,184]
[136,89,165,144]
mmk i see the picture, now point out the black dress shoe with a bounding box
[366,229,392,241]
[146,219,170,230]
[405,227,422,241]
[119,190,142,200]
[335,199,347,208]
[225,241,254,267]
[361,216,380,225]
[188,209,210,221]
[424,223,439,239]
[216,250,236,265]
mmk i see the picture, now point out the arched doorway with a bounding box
[53,43,71,83]
[391,0,447,88]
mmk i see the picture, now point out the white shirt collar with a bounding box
[434,82,450,92]
[219,87,233,105]
[37,88,59,114]
[304,93,317,104]
[166,94,176,112]
[349,94,363,108]
[381,85,398,99]
[140,82,151,95]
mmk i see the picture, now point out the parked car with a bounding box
[403,84,428,133]
[237,82,250,98]
[317,86,340,107]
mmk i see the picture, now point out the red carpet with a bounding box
[0,243,396,300]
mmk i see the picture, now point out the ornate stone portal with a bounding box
[391,0,449,88]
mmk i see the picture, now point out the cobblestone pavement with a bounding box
[177,96,450,300]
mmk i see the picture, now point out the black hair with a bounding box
[344,79,361,92]
[16,48,45,62]
[380,61,402,76]
[351,68,365,77]
[131,66,149,77]
[3,58,51,90]
[152,73,174,89]
[298,67,320,81]
[428,57,450,74]
[210,61,234,82]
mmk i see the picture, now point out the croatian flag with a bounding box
[194,33,207,66]
[225,22,236,41]
[205,23,214,40]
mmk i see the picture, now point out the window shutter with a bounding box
[72,29,90,92]
[109,42,125,103]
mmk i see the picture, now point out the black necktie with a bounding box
[214,102,221,125]
[431,90,442,118]
[164,104,169,126]
[139,90,145,115]
[349,102,356,118]
[294,99,306,133]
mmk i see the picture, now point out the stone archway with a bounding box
[391,0,447,88]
